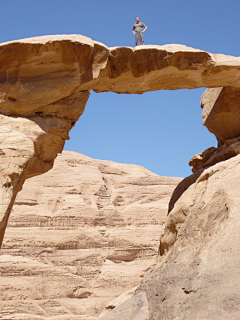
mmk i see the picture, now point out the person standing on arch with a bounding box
[132,16,148,46]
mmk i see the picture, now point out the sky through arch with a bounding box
[0,0,239,177]
[64,88,215,178]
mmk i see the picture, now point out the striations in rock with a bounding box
[189,136,240,173]
[1,151,181,319]
[189,86,240,172]
[0,34,240,320]
[201,87,240,146]
[106,155,240,320]
[0,34,240,246]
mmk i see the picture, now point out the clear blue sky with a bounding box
[0,0,239,177]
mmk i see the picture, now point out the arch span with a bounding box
[0,34,239,246]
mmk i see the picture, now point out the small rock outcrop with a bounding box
[1,151,181,319]
[189,136,240,173]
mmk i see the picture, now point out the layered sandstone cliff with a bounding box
[1,151,181,319]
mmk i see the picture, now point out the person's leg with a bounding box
[140,32,144,45]
[135,33,139,46]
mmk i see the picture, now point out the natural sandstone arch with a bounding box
[0,34,240,247]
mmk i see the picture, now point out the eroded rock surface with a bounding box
[0,34,240,246]
[201,87,240,146]
[189,136,240,172]
[1,34,240,320]
[1,151,181,319]
[106,155,240,320]
[94,45,240,93]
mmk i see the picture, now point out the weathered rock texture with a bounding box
[189,86,240,172]
[1,151,181,319]
[0,34,240,247]
[97,86,240,319]
[189,136,240,172]
[93,45,240,93]
[201,87,240,146]
[1,34,240,320]
[105,155,240,320]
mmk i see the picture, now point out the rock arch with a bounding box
[0,34,240,247]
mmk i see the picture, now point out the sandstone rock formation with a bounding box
[103,83,240,319]
[101,291,149,320]
[1,151,181,319]
[1,34,240,320]
[201,87,240,146]
[105,154,240,320]
[0,34,240,247]
[93,45,240,93]
[189,136,240,173]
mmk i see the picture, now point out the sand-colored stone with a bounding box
[99,286,138,318]
[189,136,240,172]
[1,151,181,319]
[108,155,240,320]
[1,36,240,103]
[100,291,149,320]
[201,87,240,146]
[0,92,89,248]
[93,45,240,93]
[0,34,240,247]
[0,34,240,320]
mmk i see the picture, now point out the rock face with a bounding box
[0,97,88,247]
[189,136,240,173]
[201,87,240,146]
[97,88,240,319]
[1,151,181,319]
[0,34,240,247]
[105,155,240,320]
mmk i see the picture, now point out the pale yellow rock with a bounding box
[0,35,108,115]
[1,151,181,319]
[0,92,89,247]
[106,155,240,320]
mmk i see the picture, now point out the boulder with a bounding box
[201,87,240,146]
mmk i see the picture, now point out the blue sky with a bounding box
[0,0,239,177]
